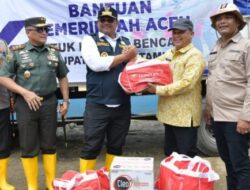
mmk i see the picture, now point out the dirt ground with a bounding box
[7,120,227,190]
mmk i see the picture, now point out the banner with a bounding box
[0,0,232,83]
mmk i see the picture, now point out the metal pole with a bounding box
[60,103,68,148]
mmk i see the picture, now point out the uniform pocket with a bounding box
[223,52,245,81]
[47,61,58,72]
[225,52,242,62]
[20,62,36,70]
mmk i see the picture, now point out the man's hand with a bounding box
[110,45,138,69]
[122,45,138,61]
[59,101,69,117]
[236,119,250,135]
[21,90,42,111]
[204,110,212,126]
[146,83,156,94]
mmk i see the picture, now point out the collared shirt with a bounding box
[0,41,69,96]
[81,32,125,107]
[206,32,250,122]
[81,32,121,72]
[155,43,205,127]
[0,39,10,109]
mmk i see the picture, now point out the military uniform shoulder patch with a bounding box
[10,44,25,51]
[48,44,60,51]
[121,36,129,41]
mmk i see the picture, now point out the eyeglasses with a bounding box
[99,18,115,23]
[28,27,49,33]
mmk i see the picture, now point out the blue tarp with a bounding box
[234,0,250,15]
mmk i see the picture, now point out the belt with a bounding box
[39,93,55,101]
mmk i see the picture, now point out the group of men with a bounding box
[0,3,249,190]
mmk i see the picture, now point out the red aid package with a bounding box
[155,152,220,190]
[118,59,173,93]
[53,168,109,190]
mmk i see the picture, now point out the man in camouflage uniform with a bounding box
[0,17,69,190]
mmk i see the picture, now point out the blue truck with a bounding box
[1,0,249,156]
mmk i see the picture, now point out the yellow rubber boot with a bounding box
[0,158,15,190]
[105,154,116,171]
[79,159,96,173]
[21,157,38,190]
[43,154,56,190]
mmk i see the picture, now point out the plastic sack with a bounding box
[155,152,220,190]
[53,167,109,190]
[118,59,173,93]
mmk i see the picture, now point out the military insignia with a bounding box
[10,44,25,51]
[120,41,126,45]
[100,52,108,57]
[24,70,31,79]
[20,64,26,69]
[48,54,59,62]
[97,42,110,47]
[20,51,32,64]
[119,44,126,49]
[29,63,34,67]
[119,40,127,49]
[21,59,32,64]
[21,55,30,60]
[49,47,56,52]
[19,50,29,54]
[102,7,112,17]
[104,6,110,11]
[49,44,60,51]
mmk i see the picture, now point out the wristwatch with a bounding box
[62,99,70,104]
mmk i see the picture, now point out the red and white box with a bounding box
[110,157,154,190]
[119,59,173,93]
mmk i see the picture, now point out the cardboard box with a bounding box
[110,157,154,190]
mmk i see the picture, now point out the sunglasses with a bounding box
[28,27,49,33]
[99,17,116,23]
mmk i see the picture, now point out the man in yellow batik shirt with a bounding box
[147,18,205,157]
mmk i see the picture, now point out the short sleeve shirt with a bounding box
[0,38,10,109]
[0,41,69,96]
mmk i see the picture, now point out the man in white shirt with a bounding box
[80,6,137,172]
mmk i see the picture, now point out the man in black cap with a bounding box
[80,6,137,172]
[147,18,205,157]
[0,17,69,190]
